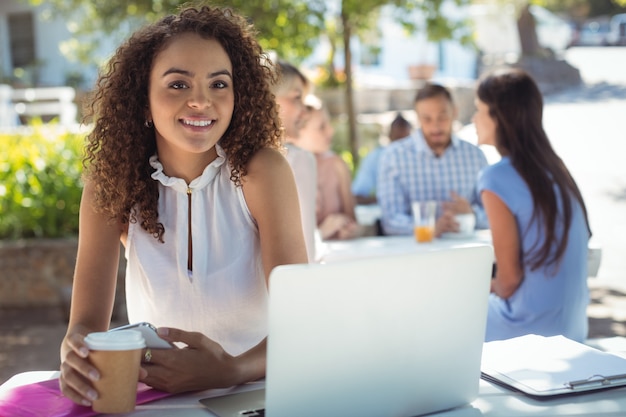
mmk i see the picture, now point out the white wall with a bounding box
[33,6,79,86]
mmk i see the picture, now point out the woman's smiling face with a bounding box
[148,32,235,157]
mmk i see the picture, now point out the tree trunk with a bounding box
[327,45,337,84]
[517,3,541,57]
[341,8,359,168]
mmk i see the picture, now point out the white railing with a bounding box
[0,84,78,129]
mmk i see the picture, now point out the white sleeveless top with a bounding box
[124,145,266,355]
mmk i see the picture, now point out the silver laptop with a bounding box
[200,244,493,417]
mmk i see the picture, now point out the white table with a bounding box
[320,231,494,264]
[320,231,602,278]
[3,363,626,416]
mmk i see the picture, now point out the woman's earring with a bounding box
[144,119,154,128]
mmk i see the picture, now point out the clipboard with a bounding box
[480,334,626,398]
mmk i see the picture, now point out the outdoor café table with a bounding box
[319,230,602,278]
[319,230,494,264]
[4,364,626,416]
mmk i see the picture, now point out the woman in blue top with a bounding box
[473,68,591,342]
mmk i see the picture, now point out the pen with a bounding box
[567,373,626,390]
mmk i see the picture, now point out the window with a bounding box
[8,12,36,68]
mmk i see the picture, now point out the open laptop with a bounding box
[200,244,493,417]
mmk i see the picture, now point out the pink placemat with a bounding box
[0,378,173,417]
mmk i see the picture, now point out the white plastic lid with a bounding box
[84,330,146,351]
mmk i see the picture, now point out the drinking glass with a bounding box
[412,201,436,243]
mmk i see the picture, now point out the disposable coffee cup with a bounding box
[84,330,146,413]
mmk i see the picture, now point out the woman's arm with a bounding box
[211,148,306,382]
[177,147,305,386]
[60,180,124,405]
[233,147,307,381]
[481,190,523,299]
[245,147,309,278]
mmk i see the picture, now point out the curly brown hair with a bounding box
[83,4,282,242]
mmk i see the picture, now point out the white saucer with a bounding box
[440,231,475,240]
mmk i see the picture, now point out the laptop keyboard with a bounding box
[240,409,265,416]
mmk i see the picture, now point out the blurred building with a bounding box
[304,3,574,90]
[0,0,105,88]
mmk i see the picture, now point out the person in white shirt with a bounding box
[59,5,307,406]
[271,61,320,260]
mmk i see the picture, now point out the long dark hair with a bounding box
[477,68,590,270]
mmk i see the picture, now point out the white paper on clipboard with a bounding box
[481,334,626,397]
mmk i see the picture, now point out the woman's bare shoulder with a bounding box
[244,147,291,184]
[247,147,287,169]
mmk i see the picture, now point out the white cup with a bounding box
[455,213,476,235]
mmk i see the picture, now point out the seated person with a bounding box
[377,83,489,236]
[352,112,412,205]
[271,61,319,261]
[475,68,591,342]
[292,95,360,240]
[59,6,308,404]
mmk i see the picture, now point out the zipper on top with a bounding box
[187,187,193,279]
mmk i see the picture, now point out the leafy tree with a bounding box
[29,0,474,163]
[198,0,327,63]
[481,0,626,56]
[27,0,326,64]
[329,0,472,165]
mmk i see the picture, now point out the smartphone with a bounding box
[108,322,175,349]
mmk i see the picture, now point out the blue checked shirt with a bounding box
[377,130,489,235]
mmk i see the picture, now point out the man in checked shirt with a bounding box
[377,83,489,236]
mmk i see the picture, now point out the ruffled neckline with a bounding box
[149,145,228,193]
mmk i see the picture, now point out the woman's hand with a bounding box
[60,328,147,406]
[59,330,100,406]
[336,220,360,240]
[441,192,472,215]
[319,213,359,240]
[434,210,458,236]
[139,327,240,393]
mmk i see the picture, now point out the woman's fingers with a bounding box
[60,351,99,406]
[60,336,101,406]
[435,211,458,235]
[66,332,90,358]
[65,345,100,382]
[157,327,206,349]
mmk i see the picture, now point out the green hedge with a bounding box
[0,121,84,239]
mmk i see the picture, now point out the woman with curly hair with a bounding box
[474,68,591,342]
[59,4,307,405]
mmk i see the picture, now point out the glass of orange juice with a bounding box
[411,201,436,243]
